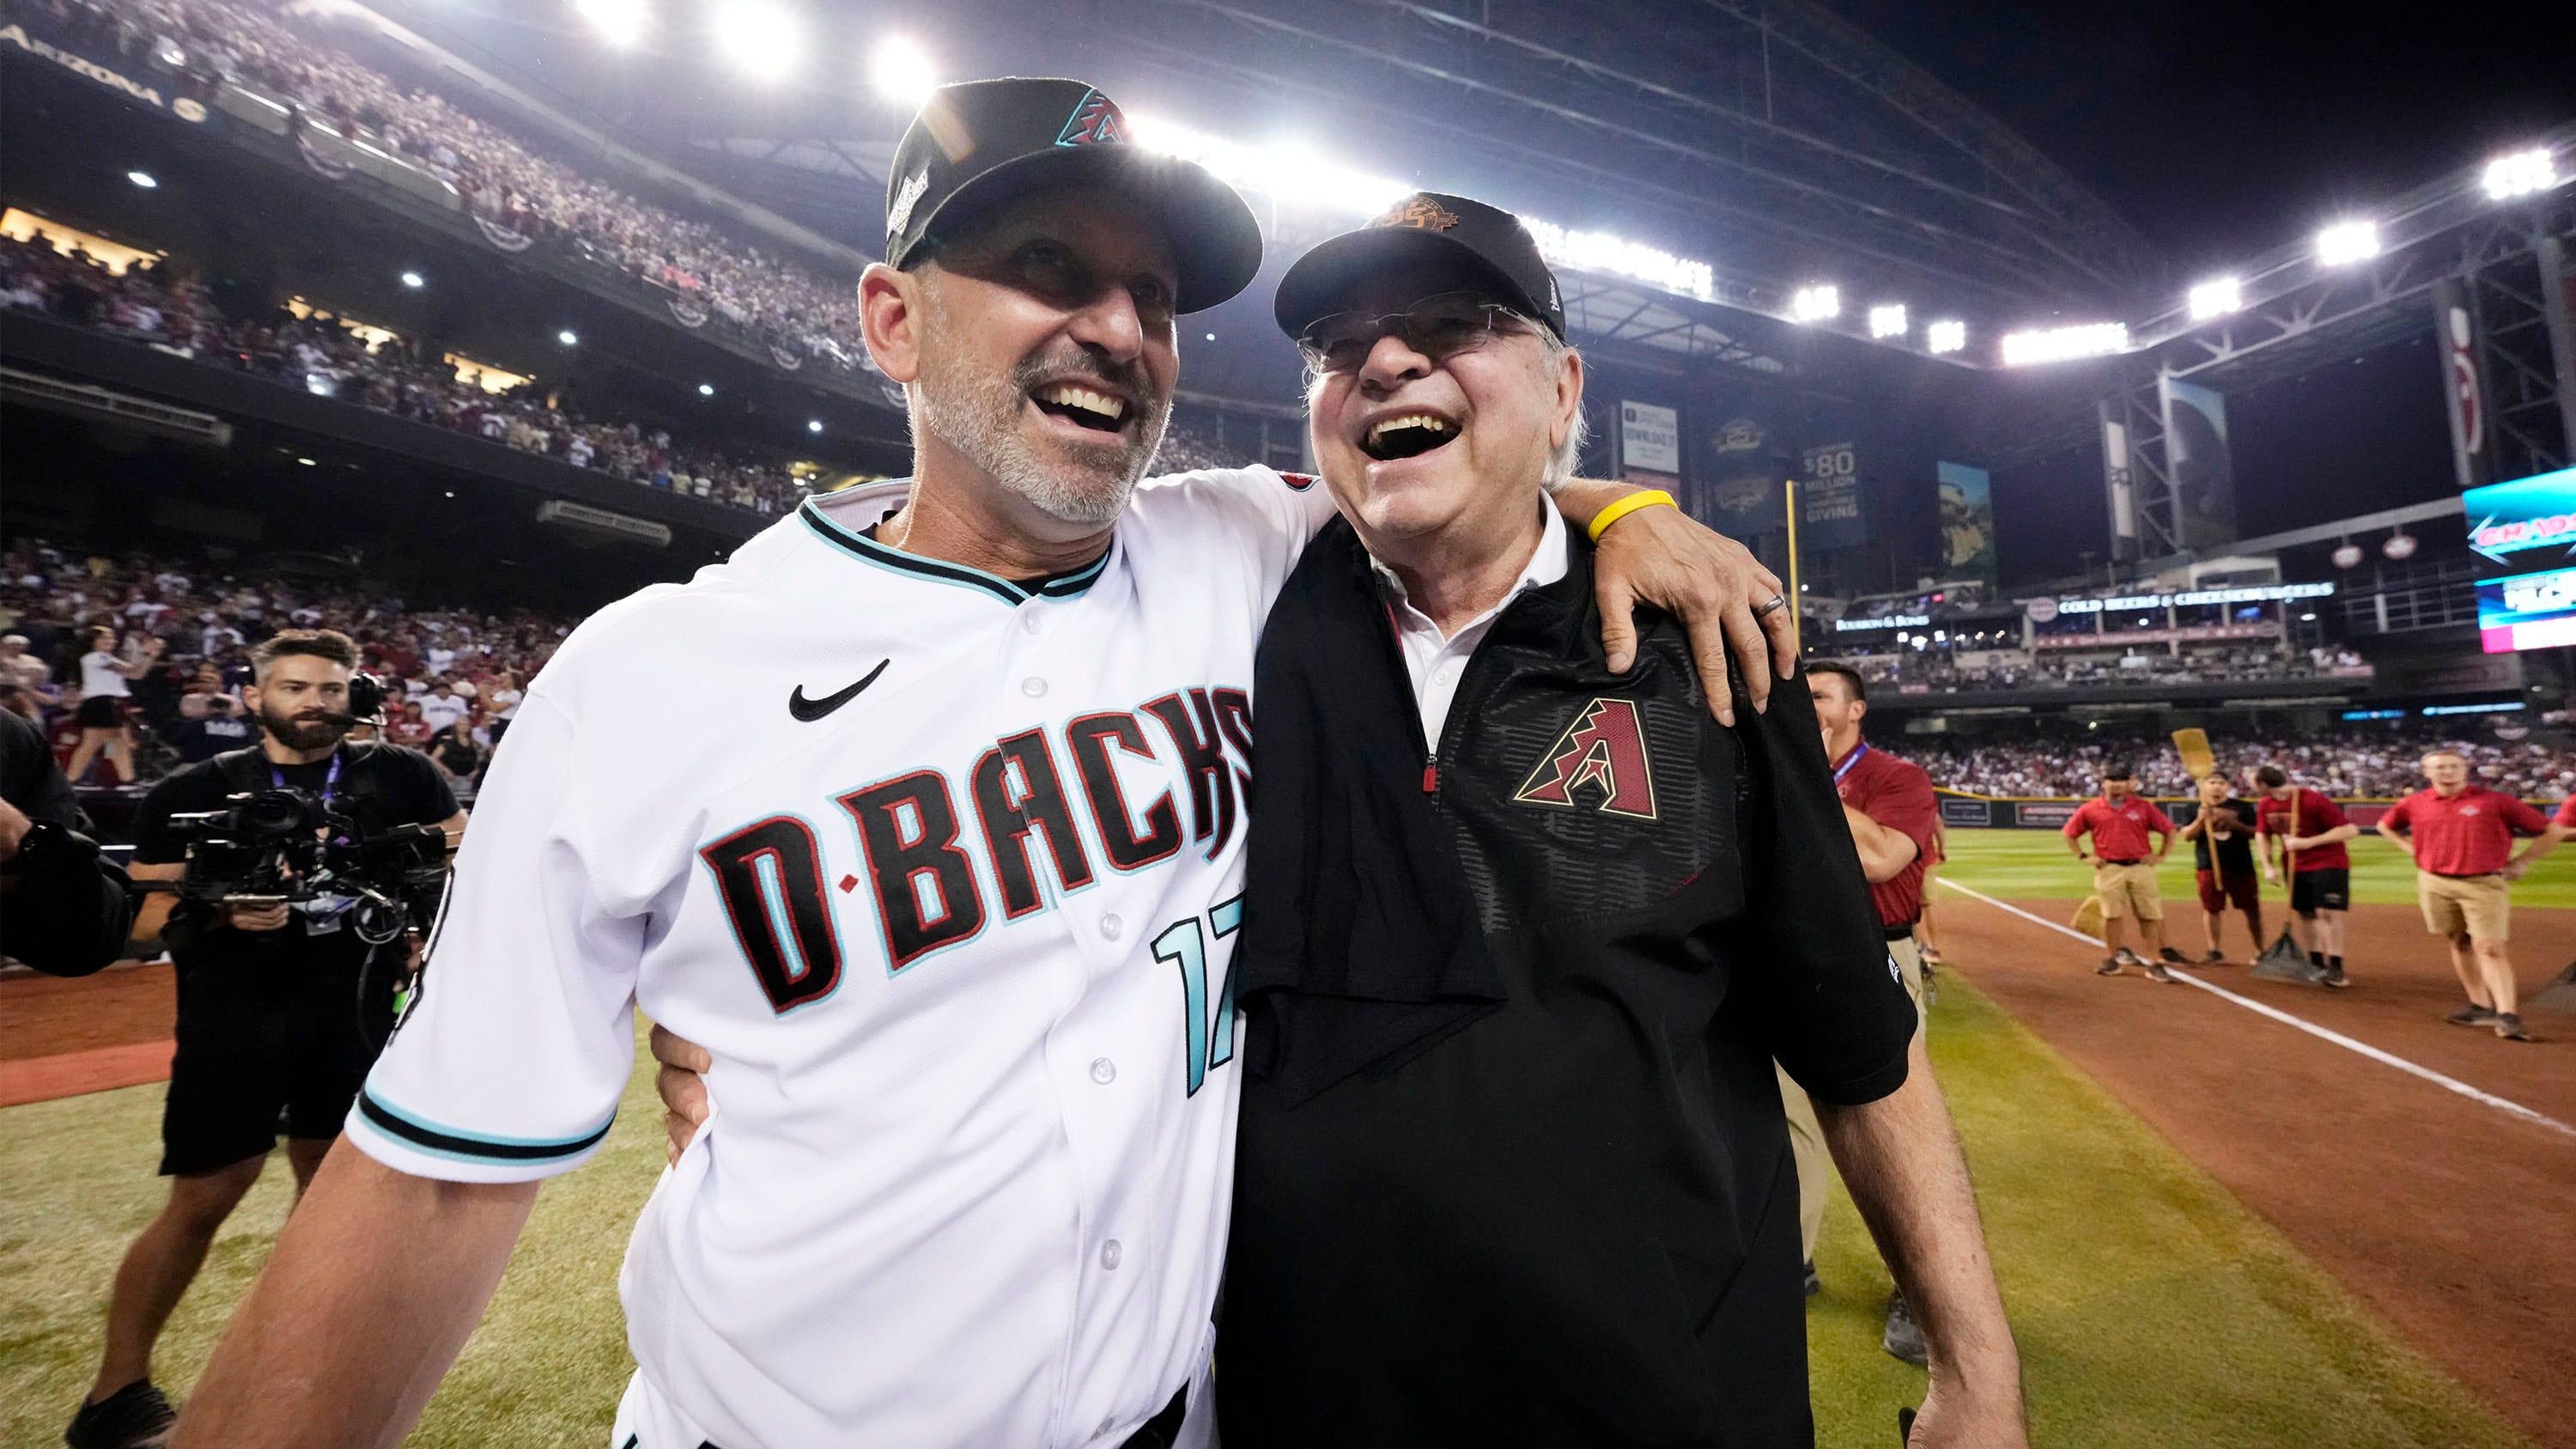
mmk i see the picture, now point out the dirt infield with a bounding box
[0,962,174,1106]
[1941,893,2576,1449]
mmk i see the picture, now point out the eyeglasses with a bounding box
[1297,291,1526,374]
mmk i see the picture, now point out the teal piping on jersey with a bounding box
[798,495,1112,605]
[355,1087,617,1166]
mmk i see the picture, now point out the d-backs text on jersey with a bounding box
[697,684,1254,1011]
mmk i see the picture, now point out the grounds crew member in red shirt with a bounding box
[2254,764,2359,986]
[2063,764,2184,980]
[2176,772,2263,962]
[1789,661,1941,1365]
[2376,748,2552,1041]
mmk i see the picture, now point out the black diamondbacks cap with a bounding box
[1274,192,1567,343]
[883,77,1262,314]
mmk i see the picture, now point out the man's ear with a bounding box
[1548,345,1586,454]
[860,261,928,385]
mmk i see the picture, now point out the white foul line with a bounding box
[1937,877,2576,1144]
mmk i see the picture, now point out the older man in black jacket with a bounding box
[1218,194,2022,1448]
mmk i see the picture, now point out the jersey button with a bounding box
[1090,1057,1116,1085]
[1023,612,1044,635]
[1100,914,1123,941]
[1022,676,1048,697]
[1099,1239,1122,1270]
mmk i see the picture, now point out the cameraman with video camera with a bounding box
[67,630,467,1449]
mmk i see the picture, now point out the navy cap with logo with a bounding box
[883,77,1263,315]
[1274,192,1567,344]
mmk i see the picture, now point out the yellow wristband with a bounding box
[1585,488,1677,542]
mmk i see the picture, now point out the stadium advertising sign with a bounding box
[1800,441,1866,551]
[2050,581,2334,613]
[2032,623,2278,648]
[0,23,210,122]
[1936,462,1996,585]
[2476,565,2576,653]
[1834,613,1930,633]
[1619,401,1680,474]
[2464,467,2576,653]
[2464,466,2576,568]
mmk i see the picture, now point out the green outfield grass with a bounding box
[1,997,2530,1447]
[1933,822,2576,910]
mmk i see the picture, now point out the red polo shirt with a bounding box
[2551,796,2576,830]
[2255,788,2352,872]
[2380,785,2549,876]
[2063,795,2174,861]
[1834,741,1940,928]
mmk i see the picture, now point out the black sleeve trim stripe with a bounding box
[356,1091,615,1163]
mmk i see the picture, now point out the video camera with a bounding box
[164,786,448,946]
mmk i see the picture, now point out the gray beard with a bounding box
[912,348,1170,527]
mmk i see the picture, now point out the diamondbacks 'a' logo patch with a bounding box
[1514,697,1659,819]
[1056,88,1127,147]
[1373,195,1460,231]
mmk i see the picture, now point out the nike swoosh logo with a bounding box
[788,659,890,722]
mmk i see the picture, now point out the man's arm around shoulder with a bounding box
[1814,1041,2026,1447]
[173,1145,536,1448]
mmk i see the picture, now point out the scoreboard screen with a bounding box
[2464,466,2576,653]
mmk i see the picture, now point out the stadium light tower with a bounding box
[2315,219,2380,266]
[1789,285,1839,323]
[2482,146,2558,200]
[400,271,425,289]
[1925,319,1967,356]
[870,36,938,106]
[126,170,157,188]
[714,1,804,81]
[1868,303,1907,339]
[2187,277,2242,320]
[574,0,648,48]
[558,329,579,346]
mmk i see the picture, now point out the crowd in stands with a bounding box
[0,231,811,514]
[1,536,578,792]
[1906,730,2575,802]
[1839,642,2370,692]
[9,0,872,374]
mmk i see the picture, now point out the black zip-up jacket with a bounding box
[1221,516,1914,1448]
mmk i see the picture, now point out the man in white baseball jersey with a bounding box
[176,79,1793,1449]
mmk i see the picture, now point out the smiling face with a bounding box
[883,187,1180,529]
[1304,260,1581,551]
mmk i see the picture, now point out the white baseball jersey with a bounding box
[349,466,1334,1448]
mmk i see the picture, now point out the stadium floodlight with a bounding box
[1789,285,1839,323]
[2315,219,2379,267]
[2187,277,2242,320]
[1999,321,2129,366]
[1868,303,1907,339]
[574,0,648,48]
[1127,114,1409,218]
[807,419,823,433]
[127,170,157,188]
[558,329,579,345]
[400,271,425,289]
[714,1,804,81]
[869,35,938,106]
[296,456,316,466]
[1925,319,1967,355]
[698,382,715,396]
[2482,146,2558,201]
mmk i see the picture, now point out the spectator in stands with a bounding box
[2063,764,2185,980]
[68,625,162,784]
[416,679,469,734]
[169,666,256,764]
[426,717,483,782]
[385,699,434,748]
[481,667,522,746]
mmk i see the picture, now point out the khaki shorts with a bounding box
[2094,861,2162,921]
[2418,871,2511,941]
